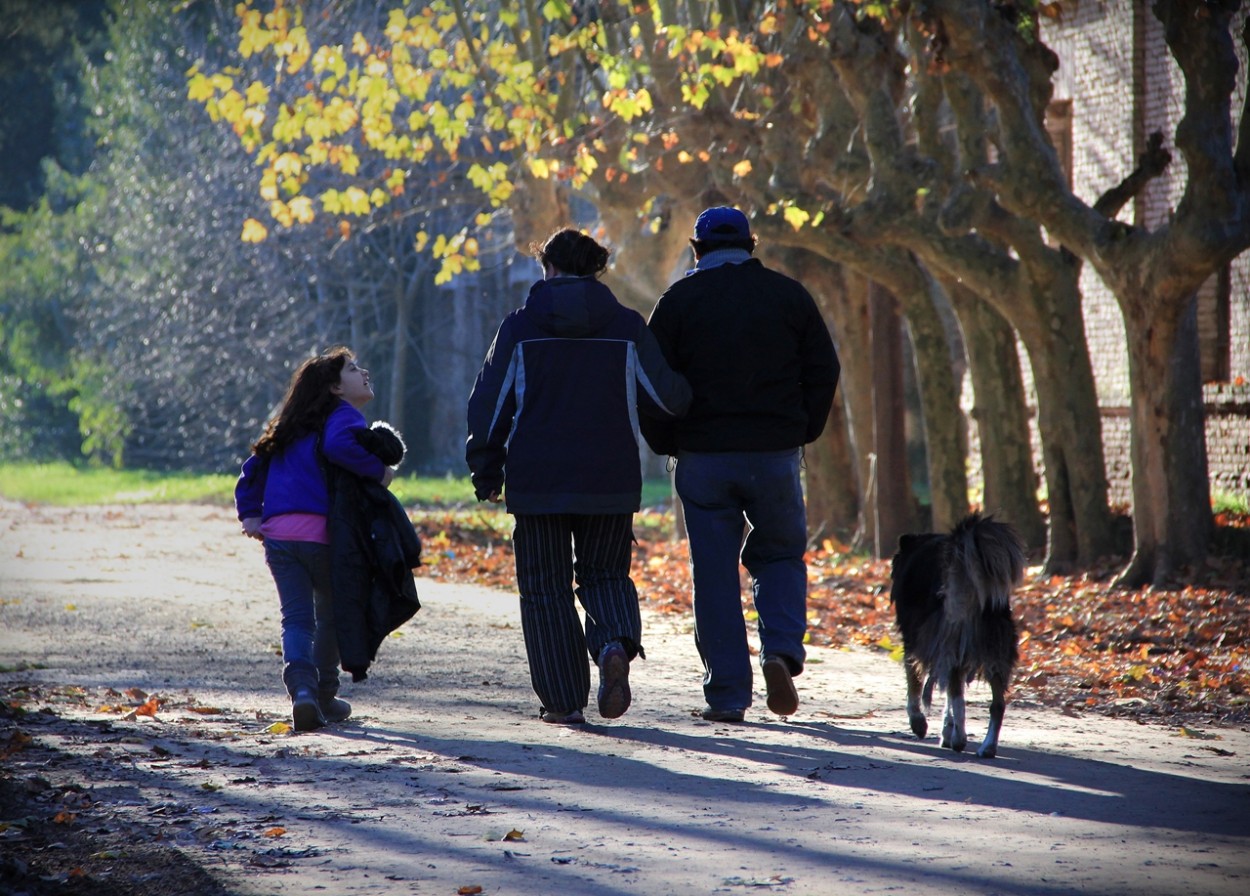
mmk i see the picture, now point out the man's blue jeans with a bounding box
[264,539,341,697]
[675,449,808,711]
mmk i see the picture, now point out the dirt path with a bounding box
[1,502,1248,896]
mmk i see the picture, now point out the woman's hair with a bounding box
[252,346,353,458]
[530,228,609,278]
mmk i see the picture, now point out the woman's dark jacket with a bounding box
[465,275,692,514]
[328,422,422,681]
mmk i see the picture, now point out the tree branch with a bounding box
[1092,131,1171,220]
[1154,0,1242,228]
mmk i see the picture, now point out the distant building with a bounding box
[1043,0,1249,503]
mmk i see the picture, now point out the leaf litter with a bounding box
[419,509,1250,728]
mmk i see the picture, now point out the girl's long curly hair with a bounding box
[252,347,353,459]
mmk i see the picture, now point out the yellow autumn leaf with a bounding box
[266,720,292,734]
[783,205,811,231]
[273,152,303,177]
[244,80,269,105]
[289,196,315,224]
[270,199,294,227]
[263,827,287,837]
[186,72,215,103]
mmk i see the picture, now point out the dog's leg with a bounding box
[977,672,1008,759]
[905,656,927,738]
[941,672,967,752]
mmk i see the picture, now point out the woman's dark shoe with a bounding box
[540,708,586,724]
[596,642,631,719]
[700,706,746,723]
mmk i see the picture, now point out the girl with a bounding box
[235,347,394,731]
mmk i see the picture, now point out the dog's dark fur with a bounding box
[889,513,1026,758]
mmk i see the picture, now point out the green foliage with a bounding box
[0,168,100,462]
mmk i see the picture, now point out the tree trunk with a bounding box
[898,280,969,534]
[773,250,875,546]
[1118,299,1212,587]
[871,284,913,556]
[900,234,1115,569]
[387,271,413,437]
[946,281,1046,550]
[805,396,860,545]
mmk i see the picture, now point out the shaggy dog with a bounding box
[889,513,1026,758]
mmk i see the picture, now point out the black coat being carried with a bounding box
[327,422,422,681]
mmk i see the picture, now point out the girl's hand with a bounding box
[241,517,263,541]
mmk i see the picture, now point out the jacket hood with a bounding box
[523,276,620,337]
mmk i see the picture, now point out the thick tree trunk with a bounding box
[1028,316,1118,569]
[946,282,1046,550]
[1118,301,1212,587]
[871,284,912,556]
[778,251,876,547]
[804,397,860,544]
[898,281,969,533]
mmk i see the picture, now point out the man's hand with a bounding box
[241,517,263,541]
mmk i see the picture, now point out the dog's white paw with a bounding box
[942,718,967,752]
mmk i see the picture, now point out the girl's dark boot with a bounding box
[283,662,326,731]
[319,686,352,723]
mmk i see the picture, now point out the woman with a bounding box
[466,228,691,724]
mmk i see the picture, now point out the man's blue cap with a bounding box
[693,206,751,241]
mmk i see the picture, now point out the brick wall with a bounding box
[1030,1,1250,504]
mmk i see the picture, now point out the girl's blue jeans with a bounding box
[675,448,808,711]
[263,539,341,697]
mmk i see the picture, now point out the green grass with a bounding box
[0,462,239,506]
[0,461,674,510]
[1214,491,1249,516]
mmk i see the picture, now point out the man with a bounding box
[641,206,840,722]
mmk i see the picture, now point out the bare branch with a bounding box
[1092,131,1172,220]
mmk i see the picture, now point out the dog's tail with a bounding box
[943,513,1026,617]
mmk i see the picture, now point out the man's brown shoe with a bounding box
[762,656,799,716]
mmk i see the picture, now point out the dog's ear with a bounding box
[897,534,921,553]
